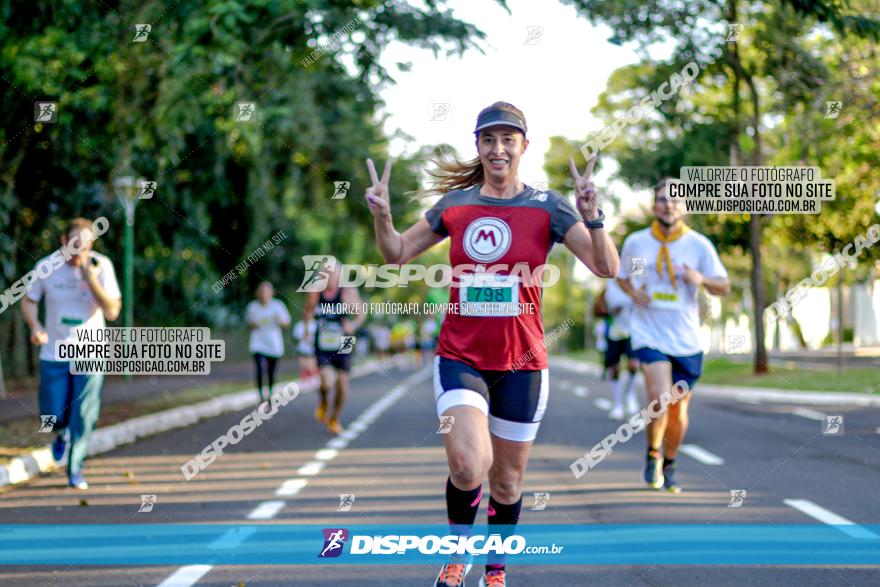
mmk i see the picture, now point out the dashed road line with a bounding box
[246,500,285,520]
[679,444,725,465]
[594,398,613,411]
[783,499,879,539]
[297,461,325,476]
[155,367,430,586]
[275,478,308,497]
[156,565,212,587]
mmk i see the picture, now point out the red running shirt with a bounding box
[425,184,580,371]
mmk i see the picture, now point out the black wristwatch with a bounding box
[584,209,605,230]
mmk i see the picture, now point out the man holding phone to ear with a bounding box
[22,217,121,489]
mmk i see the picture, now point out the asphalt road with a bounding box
[0,359,877,586]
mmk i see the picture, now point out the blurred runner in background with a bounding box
[369,321,392,366]
[603,279,640,420]
[592,293,610,379]
[21,217,120,490]
[304,262,365,434]
[246,282,291,403]
[292,318,318,386]
[419,314,438,366]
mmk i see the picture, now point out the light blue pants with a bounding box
[38,361,104,476]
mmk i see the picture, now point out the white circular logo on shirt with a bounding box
[463,217,512,263]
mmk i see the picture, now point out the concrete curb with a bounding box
[551,356,880,407]
[0,358,385,488]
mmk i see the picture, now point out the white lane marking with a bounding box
[314,449,338,461]
[326,438,349,449]
[339,429,359,441]
[348,420,369,433]
[297,461,325,476]
[156,565,213,587]
[594,398,613,411]
[208,527,258,550]
[573,386,588,397]
[156,368,430,587]
[792,407,826,421]
[246,500,285,520]
[275,478,308,496]
[679,444,725,465]
[558,380,572,391]
[784,499,880,539]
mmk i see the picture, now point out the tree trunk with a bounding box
[727,0,768,373]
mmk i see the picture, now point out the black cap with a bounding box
[474,106,527,135]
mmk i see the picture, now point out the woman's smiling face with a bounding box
[476,126,528,183]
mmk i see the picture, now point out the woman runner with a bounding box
[246,282,291,403]
[364,102,619,586]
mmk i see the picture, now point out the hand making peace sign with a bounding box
[568,153,600,221]
[365,158,393,221]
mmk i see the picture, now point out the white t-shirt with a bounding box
[26,252,121,362]
[619,227,727,356]
[604,278,632,341]
[247,299,291,358]
[593,320,608,352]
[292,319,316,356]
[420,319,437,343]
[372,325,391,351]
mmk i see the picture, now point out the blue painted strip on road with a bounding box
[0,524,878,565]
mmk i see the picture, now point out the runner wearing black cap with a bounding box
[365,102,619,587]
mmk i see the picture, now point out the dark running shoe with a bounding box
[479,570,506,586]
[51,433,67,462]
[663,461,682,493]
[644,454,664,489]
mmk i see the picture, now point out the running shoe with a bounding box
[608,405,625,421]
[315,403,328,424]
[326,417,342,434]
[51,433,67,461]
[478,570,506,586]
[662,461,682,493]
[68,472,88,490]
[434,562,471,586]
[625,393,640,416]
[643,454,664,489]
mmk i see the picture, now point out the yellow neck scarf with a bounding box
[650,220,689,289]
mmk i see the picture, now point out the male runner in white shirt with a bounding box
[618,179,729,493]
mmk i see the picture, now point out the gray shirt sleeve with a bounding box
[549,192,581,243]
[424,195,449,236]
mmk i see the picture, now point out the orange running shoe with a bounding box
[479,569,506,586]
[434,562,471,586]
[326,416,342,434]
[314,403,327,424]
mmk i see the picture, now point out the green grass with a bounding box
[0,381,254,460]
[700,358,880,393]
[562,352,878,394]
[562,349,602,364]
